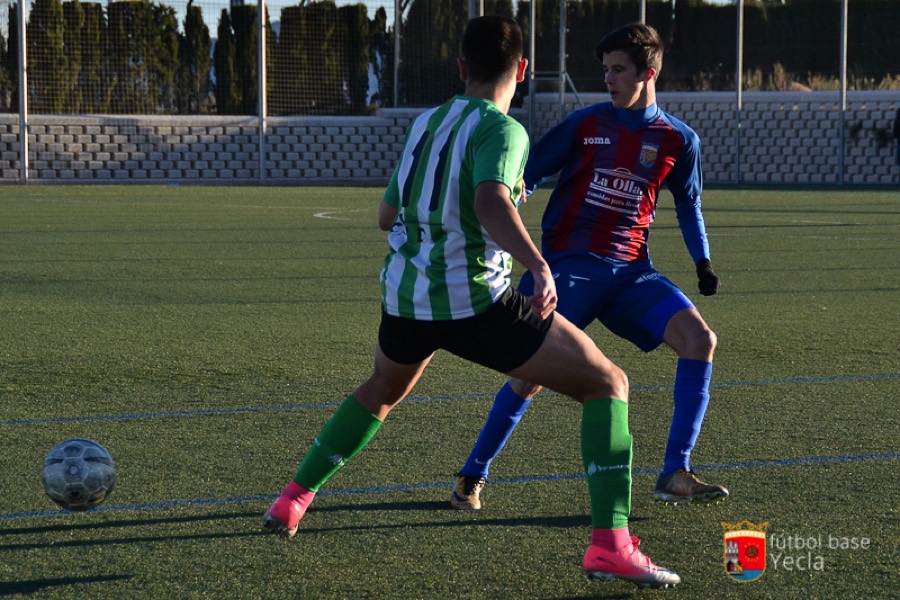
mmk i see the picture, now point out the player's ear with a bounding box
[515,58,528,83]
[643,67,657,82]
[458,58,468,82]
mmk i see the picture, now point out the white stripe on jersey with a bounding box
[409,100,469,319]
[382,106,439,317]
[442,107,490,317]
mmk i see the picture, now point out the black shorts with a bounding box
[378,287,554,373]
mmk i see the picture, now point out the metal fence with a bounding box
[1,0,897,184]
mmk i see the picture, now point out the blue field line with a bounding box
[1,452,897,523]
[1,373,897,427]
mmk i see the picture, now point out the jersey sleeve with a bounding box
[666,126,710,263]
[384,166,401,208]
[470,115,530,202]
[523,115,579,194]
[383,121,418,208]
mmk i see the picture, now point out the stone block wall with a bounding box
[534,91,898,185]
[0,91,896,185]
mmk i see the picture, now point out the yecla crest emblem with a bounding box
[721,520,768,582]
[639,143,658,168]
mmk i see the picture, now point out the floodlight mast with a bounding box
[839,0,848,185]
[18,1,28,184]
[736,0,744,185]
[259,0,267,183]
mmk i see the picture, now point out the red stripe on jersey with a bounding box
[547,114,605,254]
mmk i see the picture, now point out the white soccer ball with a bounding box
[41,438,117,511]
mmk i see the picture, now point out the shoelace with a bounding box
[626,537,654,567]
[461,476,486,495]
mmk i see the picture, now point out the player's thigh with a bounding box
[600,275,692,352]
[507,312,626,403]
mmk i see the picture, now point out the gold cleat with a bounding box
[653,469,729,505]
[449,473,487,510]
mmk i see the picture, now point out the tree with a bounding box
[62,0,84,112]
[231,4,259,115]
[369,6,391,108]
[106,0,179,113]
[79,3,107,112]
[401,0,467,106]
[271,5,308,115]
[213,9,240,114]
[177,0,212,114]
[339,4,370,114]
[0,13,10,112]
[304,2,343,114]
[28,0,67,113]
[6,4,18,112]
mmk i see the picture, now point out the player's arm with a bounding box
[522,116,579,194]
[379,164,402,231]
[667,129,720,296]
[378,202,398,232]
[474,181,556,320]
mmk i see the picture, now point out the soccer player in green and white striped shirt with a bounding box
[380,90,528,320]
[262,15,680,589]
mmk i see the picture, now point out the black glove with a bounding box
[696,258,720,296]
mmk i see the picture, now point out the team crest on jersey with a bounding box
[639,143,659,168]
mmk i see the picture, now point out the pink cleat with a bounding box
[584,536,681,589]
[262,482,315,539]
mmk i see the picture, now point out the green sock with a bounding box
[293,395,383,492]
[581,397,632,529]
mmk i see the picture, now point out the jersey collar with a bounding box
[612,103,661,131]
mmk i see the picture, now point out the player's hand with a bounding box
[529,263,557,320]
[516,179,527,205]
[696,258,720,296]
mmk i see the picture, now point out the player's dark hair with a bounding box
[460,16,523,84]
[595,23,663,76]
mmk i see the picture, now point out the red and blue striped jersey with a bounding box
[525,102,709,264]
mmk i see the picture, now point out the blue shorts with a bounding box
[518,253,693,352]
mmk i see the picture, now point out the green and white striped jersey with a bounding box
[381,95,529,321]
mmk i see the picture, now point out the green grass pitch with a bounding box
[0,185,897,598]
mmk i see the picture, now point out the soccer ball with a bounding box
[41,438,117,511]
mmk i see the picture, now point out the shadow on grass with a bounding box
[0,501,649,552]
[312,499,650,522]
[0,575,132,596]
[0,510,259,536]
[546,596,634,600]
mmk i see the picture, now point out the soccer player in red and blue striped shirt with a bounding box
[452,23,729,517]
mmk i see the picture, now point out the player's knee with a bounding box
[699,326,717,357]
[607,364,629,401]
[510,378,541,398]
[682,325,717,361]
[355,373,406,409]
[578,363,627,403]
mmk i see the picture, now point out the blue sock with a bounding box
[662,359,713,475]
[460,382,532,478]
